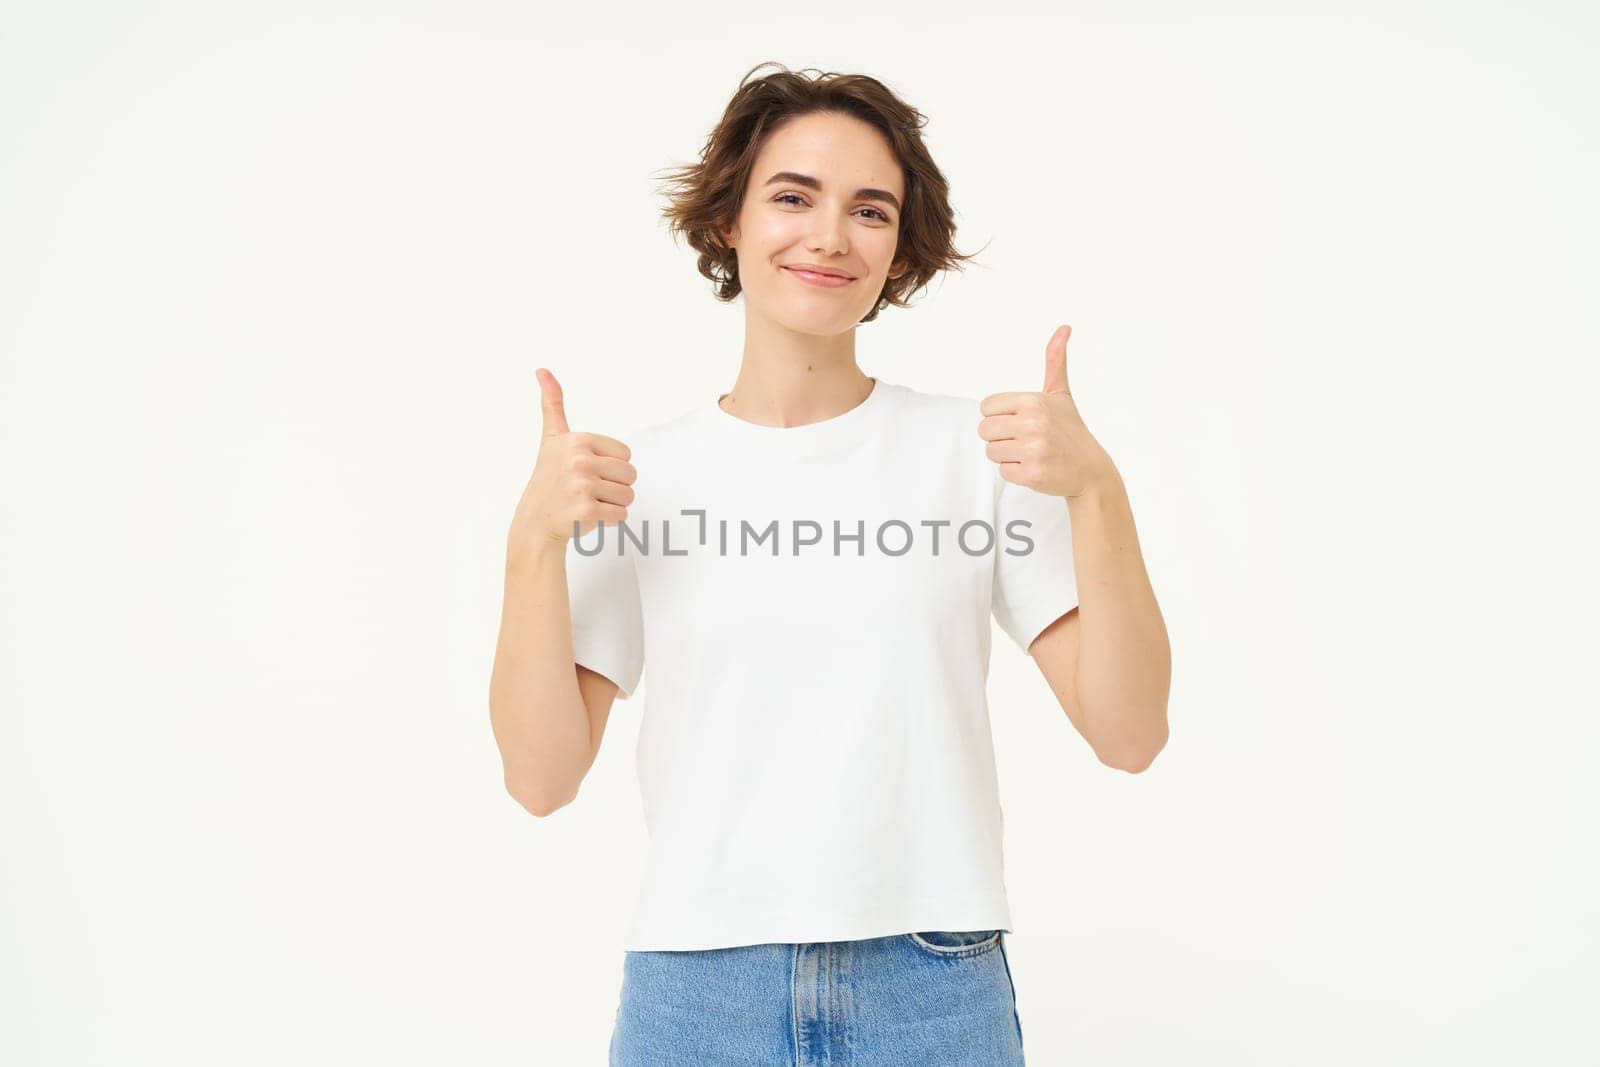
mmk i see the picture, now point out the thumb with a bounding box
[1042,324,1072,395]
[537,368,570,437]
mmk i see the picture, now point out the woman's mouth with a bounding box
[783,266,856,288]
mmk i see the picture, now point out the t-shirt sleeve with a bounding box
[991,473,1079,654]
[564,526,645,700]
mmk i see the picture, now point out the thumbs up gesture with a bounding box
[510,368,637,551]
[977,324,1115,499]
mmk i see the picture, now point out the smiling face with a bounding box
[720,110,908,335]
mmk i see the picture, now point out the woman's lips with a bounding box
[783,266,855,288]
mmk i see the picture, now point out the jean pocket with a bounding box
[905,929,1004,959]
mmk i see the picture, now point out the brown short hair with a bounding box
[654,61,985,324]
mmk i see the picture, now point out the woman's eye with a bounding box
[773,193,891,224]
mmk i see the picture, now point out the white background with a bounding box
[4,3,1596,1064]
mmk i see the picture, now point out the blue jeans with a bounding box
[609,930,1025,1065]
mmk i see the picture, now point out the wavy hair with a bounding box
[653,61,985,324]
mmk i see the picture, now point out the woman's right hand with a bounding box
[508,368,637,554]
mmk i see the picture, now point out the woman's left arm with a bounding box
[979,324,1172,773]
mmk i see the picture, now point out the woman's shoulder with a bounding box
[885,379,986,430]
[615,404,707,454]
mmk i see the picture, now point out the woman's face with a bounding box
[721,110,907,336]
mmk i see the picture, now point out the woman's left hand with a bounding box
[977,324,1119,499]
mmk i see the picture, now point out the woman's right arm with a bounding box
[490,544,621,815]
[488,369,636,816]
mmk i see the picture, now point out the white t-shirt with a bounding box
[563,376,1078,951]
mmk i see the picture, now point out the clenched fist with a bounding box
[978,324,1116,500]
[508,368,637,554]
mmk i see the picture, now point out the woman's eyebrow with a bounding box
[762,171,901,213]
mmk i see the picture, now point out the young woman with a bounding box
[489,62,1171,1065]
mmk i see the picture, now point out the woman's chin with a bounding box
[755,300,867,335]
